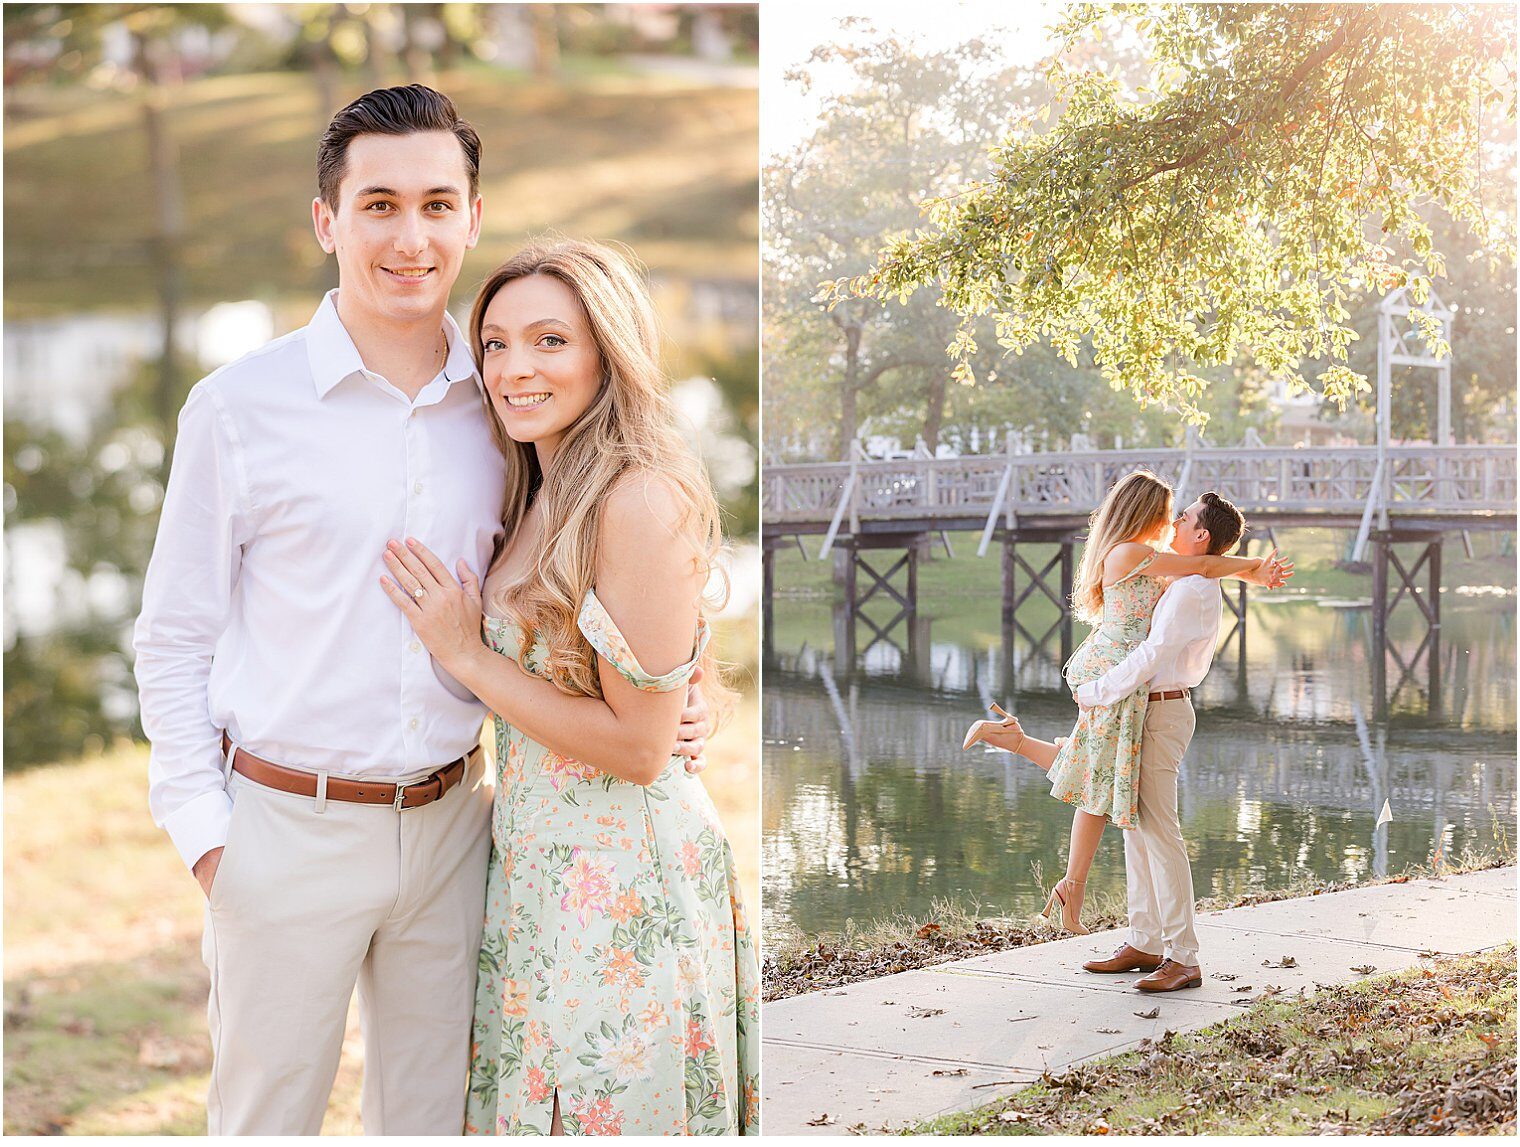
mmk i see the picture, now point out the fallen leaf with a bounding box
[1134,1007,1160,1019]
[916,922,943,940]
[1479,1032,1502,1047]
[998,1110,1032,1123]
[1231,985,1254,993]
[932,1068,968,1077]
[806,1114,836,1127]
[908,1006,946,1019]
[1376,798,1393,827]
[1097,1027,1121,1034]
[1350,964,1377,975]
[1262,956,1298,968]
[1212,973,1238,981]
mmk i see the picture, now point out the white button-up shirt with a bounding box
[134,290,506,870]
[1074,575,1223,708]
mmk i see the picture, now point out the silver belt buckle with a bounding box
[392,780,410,812]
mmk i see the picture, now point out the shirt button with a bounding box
[414,481,424,494]
[410,641,422,653]
[409,718,419,730]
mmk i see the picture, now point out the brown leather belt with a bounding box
[1147,688,1191,702]
[221,734,468,811]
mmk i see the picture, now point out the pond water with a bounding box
[763,590,1516,940]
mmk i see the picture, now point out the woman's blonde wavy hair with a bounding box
[469,239,734,720]
[1071,470,1174,623]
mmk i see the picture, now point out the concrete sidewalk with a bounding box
[762,866,1517,1135]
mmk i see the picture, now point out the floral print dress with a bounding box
[1046,552,1167,830]
[465,590,760,1136]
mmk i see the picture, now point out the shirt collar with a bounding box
[439,307,480,389]
[305,289,481,399]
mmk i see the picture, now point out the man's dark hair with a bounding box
[1196,491,1245,555]
[317,84,481,210]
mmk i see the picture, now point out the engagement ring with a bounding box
[411,587,425,601]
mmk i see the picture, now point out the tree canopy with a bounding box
[764,26,1028,458]
[834,4,1517,426]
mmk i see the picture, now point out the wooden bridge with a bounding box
[764,445,1516,540]
[762,443,1516,716]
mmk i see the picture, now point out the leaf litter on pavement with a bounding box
[915,946,1516,1136]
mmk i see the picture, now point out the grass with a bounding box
[4,67,758,323]
[769,527,1517,603]
[3,680,758,1135]
[911,943,1517,1136]
[763,845,1516,1003]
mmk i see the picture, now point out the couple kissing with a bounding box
[966,471,1292,991]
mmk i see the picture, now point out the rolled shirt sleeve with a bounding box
[1075,582,1207,709]
[133,383,252,871]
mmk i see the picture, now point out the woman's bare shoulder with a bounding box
[1102,541,1155,584]
[602,470,691,546]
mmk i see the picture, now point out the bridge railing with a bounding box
[763,446,1517,525]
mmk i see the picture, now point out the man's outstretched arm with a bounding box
[133,384,250,888]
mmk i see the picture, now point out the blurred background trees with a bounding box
[3,3,760,768]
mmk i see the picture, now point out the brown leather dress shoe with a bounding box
[1135,959,1203,992]
[1083,944,1163,974]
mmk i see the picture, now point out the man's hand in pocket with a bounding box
[193,846,225,899]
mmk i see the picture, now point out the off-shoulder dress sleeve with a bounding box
[577,588,710,694]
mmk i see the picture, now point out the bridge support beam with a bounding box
[1001,530,1079,687]
[829,534,925,669]
[762,539,776,658]
[1370,530,1443,720]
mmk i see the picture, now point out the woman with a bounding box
[964,470,1289,934]
[379,240,758,1135]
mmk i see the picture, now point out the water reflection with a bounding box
[763,597,1516,939]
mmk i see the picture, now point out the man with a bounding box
[134,86,708,1135]
[1075,492,1256,993]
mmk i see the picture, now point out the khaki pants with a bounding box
[201,750,491,1135]
[1124,699,1201,966]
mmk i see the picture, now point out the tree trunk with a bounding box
[401,6,435,85]
[529,6,560,76]
[310,27,340,124]
[922,368,948,454]
[134,31,185,480]
[437,9,463,71]
[840,319,862,459]
[360,10,386,88]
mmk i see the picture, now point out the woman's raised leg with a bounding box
[963,712,1062,771]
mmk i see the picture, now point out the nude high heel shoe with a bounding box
[1040,877,1089,935]
[962,703,1024,752]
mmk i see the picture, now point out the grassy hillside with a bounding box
[4,66,758,321]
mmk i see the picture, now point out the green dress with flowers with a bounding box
[1046,552,1167,830]
[464,590,760,1136]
